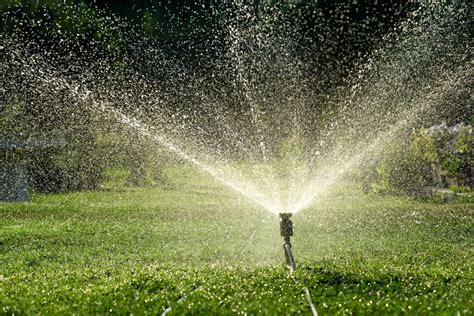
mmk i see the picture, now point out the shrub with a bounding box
[370,142,432,197]
[413,122,473,188]
[366,122,473,197]
[1,100,105,193]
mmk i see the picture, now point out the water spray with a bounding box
[279,213,295,272]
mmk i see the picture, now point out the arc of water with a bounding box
[98,101,284,214]
[9,46,287,214]
[290,65,471,214]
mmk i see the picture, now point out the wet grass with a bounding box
[0,166,473,314]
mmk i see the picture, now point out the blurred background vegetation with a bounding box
[361,122,473,199]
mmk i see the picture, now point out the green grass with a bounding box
[1,166,473,314]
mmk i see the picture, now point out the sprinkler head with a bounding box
[279,213,293,240]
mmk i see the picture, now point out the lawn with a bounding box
[1,166,473,314]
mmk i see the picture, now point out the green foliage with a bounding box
[368,123,473,197]
[413,123,473,188]
[442,156,462,177]
[449,185,471,194]
[142,10,157,35]
[1,0,125,56]
[370,143,431,197]
[454,126,473,155]
[412,129,438,164]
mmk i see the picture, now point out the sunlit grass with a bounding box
[0,166,472,314]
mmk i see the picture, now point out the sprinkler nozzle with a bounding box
[280,213,293,240]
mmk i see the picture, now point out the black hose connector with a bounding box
[280,213,295,271]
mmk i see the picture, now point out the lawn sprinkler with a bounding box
[280,213,295,272]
